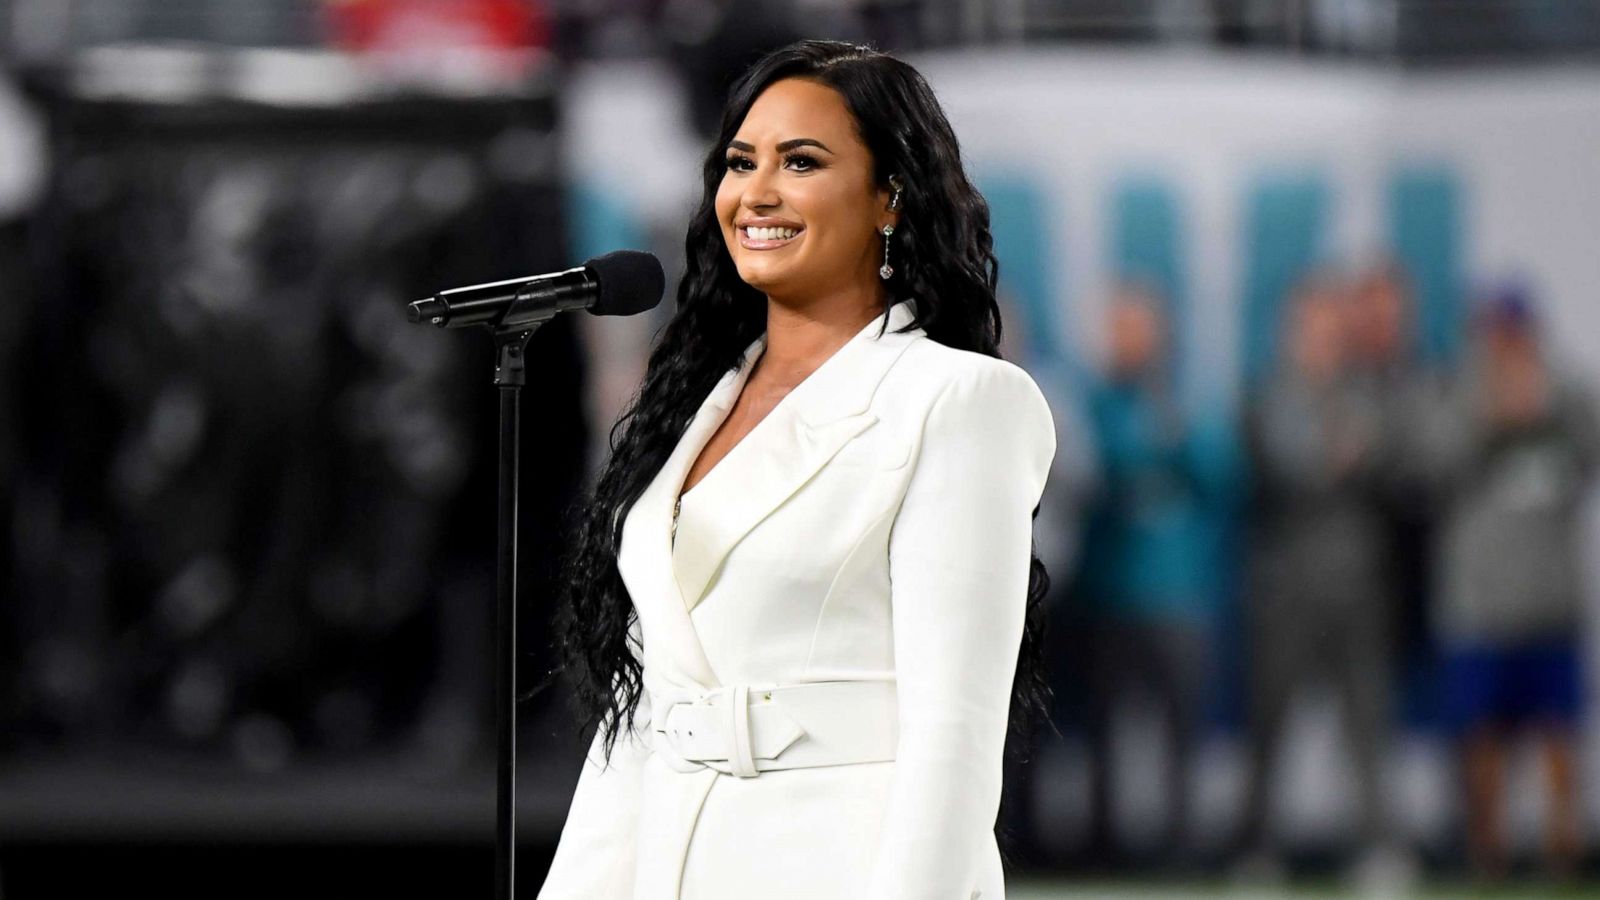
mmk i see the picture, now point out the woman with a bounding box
[540,40,1057,899]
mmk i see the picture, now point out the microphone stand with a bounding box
[411,261,645,898]
[490,323,536,900]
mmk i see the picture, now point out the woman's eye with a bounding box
[722,154,819,173]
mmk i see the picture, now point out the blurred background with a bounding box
[1,1,1598,897]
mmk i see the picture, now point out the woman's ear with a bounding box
[881,173,905,229]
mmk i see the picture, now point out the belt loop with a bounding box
[728,684,757,777]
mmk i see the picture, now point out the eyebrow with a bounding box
[726,138,834,154]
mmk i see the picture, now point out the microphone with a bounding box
[407,249,664,330]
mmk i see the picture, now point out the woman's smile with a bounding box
[738,220,805,250]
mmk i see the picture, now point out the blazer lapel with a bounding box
[671,299,924,612]
[625,359,747,688]
[624,299,924,687]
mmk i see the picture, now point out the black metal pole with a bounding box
[495,383,520,900]
[492,329,533,900]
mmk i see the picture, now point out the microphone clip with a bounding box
[492,328,535,388]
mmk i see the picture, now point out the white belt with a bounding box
[649,680,898,778]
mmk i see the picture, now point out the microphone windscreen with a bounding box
[586,250,664,316]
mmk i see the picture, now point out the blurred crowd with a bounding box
[1064,259,1597,884]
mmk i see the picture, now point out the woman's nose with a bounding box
[741,164,781,209]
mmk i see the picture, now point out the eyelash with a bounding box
[724,152,821,173]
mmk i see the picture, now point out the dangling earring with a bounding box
[880,174,904,280]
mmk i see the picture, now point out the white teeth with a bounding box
[747,226,798,241]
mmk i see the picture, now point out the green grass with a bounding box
[1005,879,1600,899]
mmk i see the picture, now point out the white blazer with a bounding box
[537,298,1057,900]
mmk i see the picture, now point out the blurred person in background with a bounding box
[1236,270,1411,885]
[1075,281,1226,869]
[1423,287,1597,881]
[1346,258,1454,771]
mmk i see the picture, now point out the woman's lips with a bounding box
[738,226,803,250]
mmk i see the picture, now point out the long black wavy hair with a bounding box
[551,39,1052,771]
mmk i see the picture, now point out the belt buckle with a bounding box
[650,689,711,774]
[652,683,805,778]
[653,684,763,778]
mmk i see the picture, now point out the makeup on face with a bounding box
[713,78,887,296]
[724,139,826,251]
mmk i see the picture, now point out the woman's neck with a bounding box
[756,294,886,387]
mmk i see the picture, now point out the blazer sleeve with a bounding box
[536,625,652,899]
[866,361,1057,899]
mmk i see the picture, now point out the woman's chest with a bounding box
[639,422,915,677]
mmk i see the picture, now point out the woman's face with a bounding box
[715,77,894,302]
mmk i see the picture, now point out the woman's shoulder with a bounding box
[878,339,1057,483]
[894,339,1050,406]
[879,340,1055,446]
